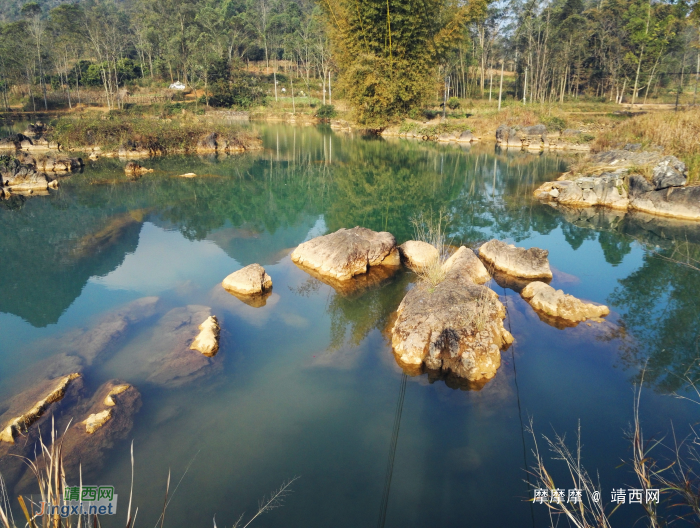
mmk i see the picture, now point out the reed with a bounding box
[409,211,450,290]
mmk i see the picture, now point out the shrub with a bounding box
[447,97,461,110]
[205,75,266,108]
[315,104,337,119]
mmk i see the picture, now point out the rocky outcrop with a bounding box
[222,264,273,296]
[190,315,220,356]
[0,153,84,196]
[535,152,700,221]
[0,124,60,153]
[124,161,153,178]
[399,241,439,270]
[478,239,552,279]
[391,248,513,384]
[496,124,592,151]
[534,174,629,210]
[521,281,609,324]
[292,227,400,281]
[196,132,248,154]
[0,373,81,443]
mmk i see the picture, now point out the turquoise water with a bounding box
[1,124,700,527]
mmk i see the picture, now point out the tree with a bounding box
[321,0,487,126]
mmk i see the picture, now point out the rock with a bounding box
[41,296,159,366]
[521,281,609,323]
[457,130,475,143]
[399,241,439,270]
[146,306,222,386]
[104,384,130,406]
[521,124,547,150]
[534,173,629,210]
[478,239,552,279]
[0,373,81,443]
[630,184,700,220]
[222,263,272,296]
[190,315,220,357]
[83,409,112,434]
[197,133,218,152]
[651,156,687,190]
[437,133,453,142]
[0,156,51,191]
[124,161,153,178]
[390,256,513,383]
[291,227,399,281]
[442,246,491,284]
[495,124,522,148]
[179,173,197,178]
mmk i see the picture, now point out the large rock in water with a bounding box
[521,281,609,324]
[222,263,272,296]
[391,247,512,384]
[478,239,552,279]
[443,246,491,284]
[399,240,439,270]
[291,227,400,281]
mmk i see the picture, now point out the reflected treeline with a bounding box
[549,206,700,392]
[0,125,596,330]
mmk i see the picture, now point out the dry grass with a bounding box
[594,108,700,182]
[409,211,450,290]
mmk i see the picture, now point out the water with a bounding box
[1,124,700,527]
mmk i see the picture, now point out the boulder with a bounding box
[0,373,81,443]
[478,239,552,279]
[190,315,221,357]
[442,246,491,284]
[291,227,400,281]
[521,124,547,150]
[651,156,687,190]
[495,124,522,148]
[399,240,439,270]
[197,133,218,152]
[222,263,272,296]
[179,173,197,178]
[521,281,609,323]
[0,156,51,191]
[124,161,153,178]
[630,184,700,221]
[391,253,513,383]
[457,130,475,143]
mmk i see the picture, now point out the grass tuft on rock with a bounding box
[410,211,450,290]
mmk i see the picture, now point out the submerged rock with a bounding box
[0,373,81,443]
[292,227,400,281]
[146,305,222,386]
[521,281,609,324]
[190,315,221,356]
[399,240,439,270]
[222,263,273,296]
[478,239,552,279]
[391,248,512,383]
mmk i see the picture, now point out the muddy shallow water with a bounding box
[2,124,700,527]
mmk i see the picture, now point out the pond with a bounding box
[1,123,700,527]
